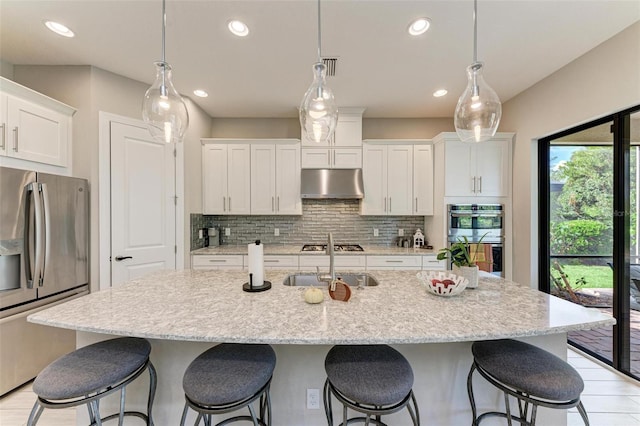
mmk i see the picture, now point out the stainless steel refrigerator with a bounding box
[0,166,89,395]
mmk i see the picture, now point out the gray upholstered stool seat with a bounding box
[323,345,420,426]
[27,337,157,426]
[180,343,276,426]
[468,339,589,426]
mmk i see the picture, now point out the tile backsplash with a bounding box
[191,200,425,250]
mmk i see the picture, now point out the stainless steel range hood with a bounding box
[300,169,364,199]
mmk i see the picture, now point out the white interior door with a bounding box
[110,121,176,286]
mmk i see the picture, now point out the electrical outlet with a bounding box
[274,228,280,236]
[225,227,231,236]
[373,228,379,237]
[307,388,320,409]
[398,229,404,236]
[198,229,203,239]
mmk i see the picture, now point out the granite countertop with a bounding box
[28,270,615,345]
[191,244,438,256]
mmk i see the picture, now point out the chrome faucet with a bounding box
[317,232,336,285]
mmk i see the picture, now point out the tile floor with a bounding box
[0,347,638,425]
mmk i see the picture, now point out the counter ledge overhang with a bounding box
[27,269,616,344]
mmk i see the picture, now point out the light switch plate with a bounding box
[398,229,404,236]
[307,388,320,409]
[274,228,280,236]
[225,227,231,236]
[373,229,379,237]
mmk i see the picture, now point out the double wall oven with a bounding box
[447,204,504,277]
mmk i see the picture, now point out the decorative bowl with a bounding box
[416,271,468,297]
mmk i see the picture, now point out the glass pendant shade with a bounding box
[454,62,501,143]
[299,62,338,144]
[142,62,189,144]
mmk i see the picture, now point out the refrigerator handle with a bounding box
[33,183,45,287]
[41,183,51,286]
[24,183,43,288]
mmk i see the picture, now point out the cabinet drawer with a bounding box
[243,255,299,269]
[422,256,446,270]
[192,255,243,269]
[299,255,366,270]
[366,255,422,270]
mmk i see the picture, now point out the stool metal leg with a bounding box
[118,387,126,426]
[26,400,44,426]
[179,402,189,426]
[503,392,513,426]
[577,401,590,426]
[147,361,158,426]
[467,362,479,426]
[323,379,334,426]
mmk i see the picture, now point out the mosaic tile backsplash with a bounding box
[190,200,425,250]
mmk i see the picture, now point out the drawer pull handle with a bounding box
[264,259,280,263]
[385,260,404,263]
[208,259,228,263]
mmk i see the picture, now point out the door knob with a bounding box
[114,256,133,261]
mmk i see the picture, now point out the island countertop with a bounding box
[28,270,615,344]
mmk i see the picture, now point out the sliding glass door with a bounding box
[539,105,640,378]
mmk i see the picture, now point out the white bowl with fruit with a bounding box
[416,271,468,297]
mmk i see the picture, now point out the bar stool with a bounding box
[180,343,276,426]
[467,339,589,425]
[323,345,420,426]
[27,337,157,426]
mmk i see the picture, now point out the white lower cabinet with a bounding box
[299,255,366,271]
[366,255,422,270]
[192,253,440,271]
[421,255,446,270]
[258,255,299,270]
[191,255,243,270]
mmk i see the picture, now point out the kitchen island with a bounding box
[29,269,614,425]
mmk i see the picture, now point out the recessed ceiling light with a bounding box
[408,17,431,36]
[228,20,249,37]
[433,89,448,97]
[193,89,209,98]
[44,20,75,38]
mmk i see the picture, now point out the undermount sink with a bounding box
[282,273,379,287]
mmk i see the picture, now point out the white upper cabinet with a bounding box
[301,108,364,169]
[202,142,251,215]
[361,142,413,215]
[251,142,301,215]
[0,77,74,168]
[434,133,513,198]
[413,144,434,215]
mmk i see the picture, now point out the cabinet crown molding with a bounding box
[0,77,76,116]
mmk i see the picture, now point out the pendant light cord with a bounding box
[161,0,167,63]
[473,0,478,63]
[317,0,322,63]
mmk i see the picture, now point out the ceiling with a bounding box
[1,0,638,119]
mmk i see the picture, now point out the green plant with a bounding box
[437,234,487,267]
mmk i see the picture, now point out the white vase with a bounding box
[453,265,479,289]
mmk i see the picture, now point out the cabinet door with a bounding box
[6,96,69,166]
[251,144,276,214]
[361,144,387,215]
[333,148,362,168]
[413,145,434,215]
[301,148,331,168]
[334,114,362,147]
[227,144,251,214]
[0,93,7,157]
[276,144,301,214]
[475,139,509,197]
[202,144,228,214]
[444,141,475,197]
[386,145,413,215]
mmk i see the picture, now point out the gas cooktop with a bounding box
[301,244,364,252]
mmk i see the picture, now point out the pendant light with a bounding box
[454,0,501,143]
[299,0,338,144]
[142,0,189,144]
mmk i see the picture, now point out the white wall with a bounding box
[500,22,640,287]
